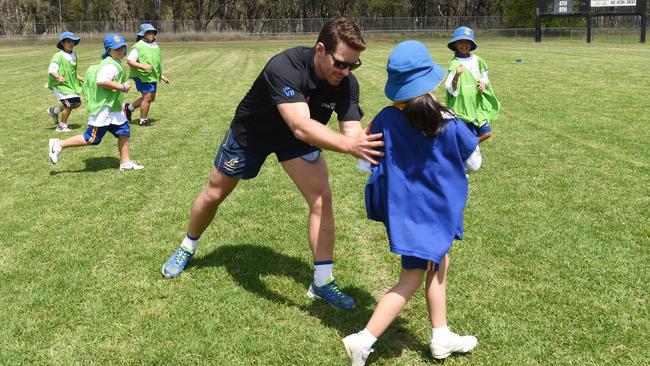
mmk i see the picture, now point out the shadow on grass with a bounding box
[49,156,119,175]
[193,244,431,362]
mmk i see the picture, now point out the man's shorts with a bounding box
[83,123,131,145]
[401,255,440,272]
[214,129,320,180]
[465,121,492,137]
[59,97,82,108]
[134,77,157,93]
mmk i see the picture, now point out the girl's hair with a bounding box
[402,93,452,138]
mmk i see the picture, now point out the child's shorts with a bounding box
[134,77,157,93]
[465,121,492,137]
[401,255,440,272]
[214,128,321,180]
[84,123,131,145]
[59,97,82,108]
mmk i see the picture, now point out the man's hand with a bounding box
[348,128,384,165]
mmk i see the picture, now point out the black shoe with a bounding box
[124,103,132,122]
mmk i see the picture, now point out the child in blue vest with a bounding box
[445,26,500,143]
[124,23,170,126]
[47,32,84,132]
[343,40,482,365]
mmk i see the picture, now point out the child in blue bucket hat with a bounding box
[48,33,144,171]
[46,31,84,132]
[343,40,481,365]
[445,26,500,143]
[124,23,170,126]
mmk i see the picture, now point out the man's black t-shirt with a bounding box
[230,46,363,152]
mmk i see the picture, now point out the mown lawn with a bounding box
[0,37,648,365]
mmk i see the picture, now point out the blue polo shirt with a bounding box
[365,106,478,263]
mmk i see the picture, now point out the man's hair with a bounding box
[317,18,366,53]
[403,93,452,138]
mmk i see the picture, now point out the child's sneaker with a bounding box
[430,329,478,359]
[119,160,144,171]
[47,107,59,124]
[307,279,356,310]
[161,246,194,278]
[139,119,150,126]
[48,138,62,164]
[55,123,71,133]
[343,333,373,366]
[123,103,132,122]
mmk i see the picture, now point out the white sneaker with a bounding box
[119,160,144,171]
[48,138,62,164]
[430,330,478,359]
[55,123,71,133]
[343,333,373,366]
[47,107,59,124]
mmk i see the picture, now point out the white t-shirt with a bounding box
[127,41,158,62]
[88,62,127,127]
[445,54,489,97]
[49,50,79,99]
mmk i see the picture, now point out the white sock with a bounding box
[313,262,333,287]
[359,328,377,349]
[432,325,451,339]
[127,104,134,111]
[180,234,198,253]
[53,107,61,114]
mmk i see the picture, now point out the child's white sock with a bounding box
[127,104,134,111]
[53,107,61,114]
[313,260,333,287]
[432,325,451,339]
[180,234,199,253]
[359,328,377,350]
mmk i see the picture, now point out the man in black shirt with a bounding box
[162,18,383,310]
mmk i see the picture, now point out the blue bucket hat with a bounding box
[101,33,127,59]
[384,40,446,102]
[137,23,158,37]
[447,26,477,51]
[56,31,80,50]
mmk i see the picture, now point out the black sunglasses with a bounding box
[330,54,362,71]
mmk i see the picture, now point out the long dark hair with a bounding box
[402,93,452,138]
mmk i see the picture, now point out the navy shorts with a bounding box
[401,255,440,272]
[214,129,320,180]
[83,123,131,145]
[59,97,82,108]
[134,77,157,93]
[465,121,492,136]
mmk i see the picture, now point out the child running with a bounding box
[445,26,500,143]
[344,40,482,365]
[47,32,84,132]
[124,23,170,126]
[48,34,144,171]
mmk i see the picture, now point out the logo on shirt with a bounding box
[223,157,239,171]
[281,86,295,97]
[321,102,336,110]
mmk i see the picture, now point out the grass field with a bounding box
[0,37,648,365]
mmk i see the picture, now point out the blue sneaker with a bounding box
[307,279,356,310]
[161,246,194,278]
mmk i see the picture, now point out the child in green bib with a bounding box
[124,23,170,126]
[445,27,500,143]
[47,32,84,133]
[48,34,144,171]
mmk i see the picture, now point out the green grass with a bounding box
[0,38,648,365]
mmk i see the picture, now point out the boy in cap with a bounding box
[47,32,84,132]
[124,23,169,126]
[445,26,500,143]
[48,34,144,171]
[343,40,480,365]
